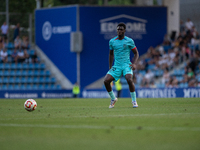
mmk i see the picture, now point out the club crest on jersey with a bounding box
[123,44,127,48]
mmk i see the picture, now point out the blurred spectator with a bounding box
[185,18,194,32]
[21,36,29,49]
[17,49,25,63]
[11,48,18,63]
[1,22,8,41]
[14,36,22,49]
[150,81,156,88]
[162,69,170,84]
[23,49,30,63]
[172,76,179,87]
[155,44,164,56]
[188,78,197,87]
[0,36,3,50]
[163,34,171,45]
[181,74,188,84]
[13,23,20,41]
[0,48,8,63]
[187,68,194,81]
[3,36,8,48]
[180,20,185,33]
[144,69,154,84]
[32,51,38,63]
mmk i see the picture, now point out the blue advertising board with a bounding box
[0,90,72,99]
[0,88,199,98]
[35,6,77,84]
[82,88,200,98]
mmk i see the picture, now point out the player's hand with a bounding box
[129,63,136,70]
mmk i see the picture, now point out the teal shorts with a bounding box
[107,65,133,81]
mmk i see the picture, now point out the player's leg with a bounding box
[125,74,138,108]
[104,74,118,108]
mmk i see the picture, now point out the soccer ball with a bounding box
[24,99,37,112]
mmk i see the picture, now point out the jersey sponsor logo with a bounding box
[42,21,72,41]
[99,14,147,40]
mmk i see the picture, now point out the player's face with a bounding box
[117,26,125,37]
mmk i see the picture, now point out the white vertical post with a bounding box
[163,0,180,35]
[29,13,32,48]
[76,5,80,86]
[6,0,9,41]
[104,0,108,5]
[36,0,41,9]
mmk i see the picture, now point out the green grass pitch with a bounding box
[0,98,200,150]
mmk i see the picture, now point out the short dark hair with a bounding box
[117,22,126,29]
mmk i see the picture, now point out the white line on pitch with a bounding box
[0,113,199,120]
[0,123,200,131]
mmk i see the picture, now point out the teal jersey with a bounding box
[109,36,136,67]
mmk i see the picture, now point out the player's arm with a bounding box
[130,47,139,70]
[109,50,114,69]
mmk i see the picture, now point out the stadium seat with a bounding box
[21,78,27,84]
[10,70,15,76]
[7,50,12,56]
[39,77,45,83]
[32,84,38,90]
[4,64,11,70]
[40,63,45,70]
[51,77,56,83]
[11,63,17,70]
[14,85,20,90]
[2,85,8,90]
[26,84,32,90]
[15,70,22,76]
[0,64,3,70]
[15,77,20,84]
[3,71,10,77]
[9,78,15,84]
[33,77,39,83]
[45,77,51,83]
[3,78,9,84]
[20,84,26,90]
[34,63,40,70]
[22,70,28,76]
[28,70,34,76]
[56,85,62,89]
[33,70,39,76]
[29,49,35,56]
[38,84,44,89]
[45,84,51,89]
[16,64,22,70]
[0,71,3,76]
[27,78,33,83]
[6,42,14,49]
[8,85,14,90]
[22,63,28,69]
[28,63,34,70]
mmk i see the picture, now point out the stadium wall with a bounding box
[35,5,167,90]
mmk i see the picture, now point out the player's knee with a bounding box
[104,78,110,85]
[126,78,133,84]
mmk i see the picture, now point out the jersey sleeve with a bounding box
[109,39,114,50]
[129,39,136,50]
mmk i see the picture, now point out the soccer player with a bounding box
[104,22,139,108]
